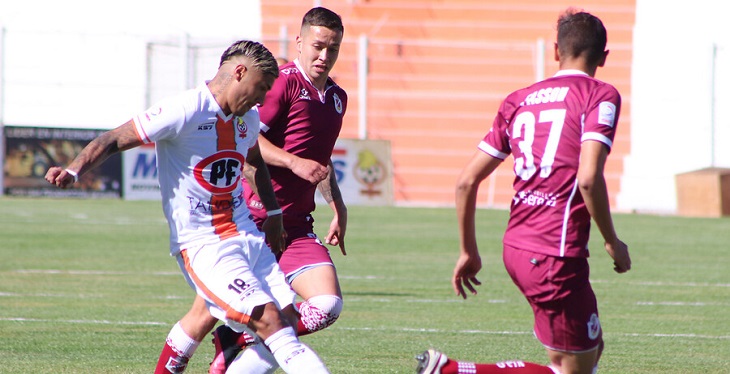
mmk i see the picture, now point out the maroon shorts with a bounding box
[503,248,602,352]
[276,224,334,280]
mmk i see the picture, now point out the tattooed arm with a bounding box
[318,160,347,255]
[45,120,143,188]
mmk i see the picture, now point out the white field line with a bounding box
[635,301,730,306]
[7,271,728,305]
[7,291,720,308]
[0,317,168,326]
[12,269,179,276]
[591,279,730,288]
[331,326,730,340]
[10,271,730,288]
[1,318,727,340]
[0,292,187,299]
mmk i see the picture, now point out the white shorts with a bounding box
[176,231,296,332]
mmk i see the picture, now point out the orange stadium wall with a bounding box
[260,0,635,208]
[0,1,639,210]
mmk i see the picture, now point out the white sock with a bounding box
[226,343,278,374]
[264,327,329,373]
[168,321,200,357]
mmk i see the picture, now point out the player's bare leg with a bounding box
[182,296,218,340]
[547,344,601,374]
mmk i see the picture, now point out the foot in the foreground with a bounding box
[415,349,448,374]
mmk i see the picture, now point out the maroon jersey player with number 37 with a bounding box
[417,8,632,374]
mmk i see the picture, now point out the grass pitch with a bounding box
[0,197,728,373]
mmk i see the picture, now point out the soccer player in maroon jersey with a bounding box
[220,6,348,372]
[153,7,347,374]
[416,9,632,374]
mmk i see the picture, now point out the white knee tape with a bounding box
[299,295,343,332]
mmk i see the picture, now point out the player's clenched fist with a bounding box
[45,166,76,189]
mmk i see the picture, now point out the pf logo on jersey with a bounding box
[193,150,245,194]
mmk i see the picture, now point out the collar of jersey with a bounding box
[294,58,334,93]
[553,69,590,77]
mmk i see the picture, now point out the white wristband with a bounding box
[266,208,282,217]
[65,169,79,183]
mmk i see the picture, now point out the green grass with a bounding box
[1,197,729,373]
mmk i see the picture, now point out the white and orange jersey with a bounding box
[133,82,260,255]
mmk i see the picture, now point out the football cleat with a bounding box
[208,325,255,374]
[415,349,448,374]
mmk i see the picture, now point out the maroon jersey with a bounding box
[244,60,347,226]
[481,70,620,258]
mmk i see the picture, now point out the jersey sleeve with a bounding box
[258,73,290,134]
[581,84,621,151]
[479,100,513,160]
[132,94,188,144]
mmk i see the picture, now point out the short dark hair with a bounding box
[301,7,344,34]
[219,40,279,78]
[557,9,607,66]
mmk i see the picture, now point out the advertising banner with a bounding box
[118,138,393,206]
[318,138,393,206]
[123,143,161,200]
[3,126,122,198]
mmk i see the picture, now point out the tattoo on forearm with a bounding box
[70,131,120,171]
[318,174,342,204]
[318,183,334,203]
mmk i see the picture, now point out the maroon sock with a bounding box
[442,359,555,374]
[153,341,189,374]
[295,301,313,336]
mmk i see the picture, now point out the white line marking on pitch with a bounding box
[0,292,189,300]
[0,317,168,326]
[9,271,730,288]
[344,297,507,304]
[591,279,730,288]
[636,301,730,306]
[2,318,728,341]
[333,326,730,340]
[12,269,179,276]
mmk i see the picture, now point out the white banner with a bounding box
[123,143,161,200]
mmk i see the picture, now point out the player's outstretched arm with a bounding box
[318,160,347,255]
[577,140,631,273]
[247,141,287,253]
[45,120,142,188]
[453,151,502,298]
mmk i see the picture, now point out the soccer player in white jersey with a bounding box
[416,9,632,374]
[45,40,329,374]
[148,8,349,374]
